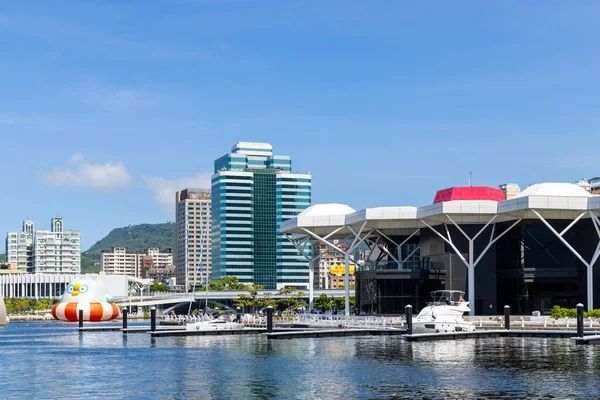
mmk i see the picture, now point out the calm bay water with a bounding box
[1,322,599,399]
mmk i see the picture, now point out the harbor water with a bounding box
[1,322,599,399]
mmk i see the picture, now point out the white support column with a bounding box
[344,252,350,316]
[531,209,600,310]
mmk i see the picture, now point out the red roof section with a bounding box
[433,186,506,204]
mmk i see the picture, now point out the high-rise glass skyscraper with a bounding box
[211,142,311,290]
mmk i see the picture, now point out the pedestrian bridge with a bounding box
[115,289,355,308]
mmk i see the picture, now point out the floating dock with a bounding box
[403,329,600,342]
[78,325,184,333]
[264,328,406,339]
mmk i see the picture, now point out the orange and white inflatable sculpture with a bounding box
[52,275,119,322]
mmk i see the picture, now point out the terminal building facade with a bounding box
[282,183,600,316]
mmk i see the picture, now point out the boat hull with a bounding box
[0,297,8,326]
[412,320,475,334]
[186,321,243,331]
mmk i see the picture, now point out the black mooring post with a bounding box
[504,305,510,330]
[266,306,273,333]
[150,307,157,332]
[122,308,128,330]
[78,309,84,329]
[577,303,584,338]
[405,304,413,335]
[236,307,241,323]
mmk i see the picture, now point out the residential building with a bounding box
[176,189,212,291]
[329,268,356,290]
[588,177,600,195]
[101,247,138,276]
[139,248,173,274]
[0,262,22,274]
[6,220,35,272]
[140,263,176,282]
[6,218,80,274]
[312,241,353,289]
[32,218,81,274]
[101,247,173,278]
[211,142,311,290]
[499,183,521,200]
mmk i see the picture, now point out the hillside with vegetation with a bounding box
[81,222,176,273]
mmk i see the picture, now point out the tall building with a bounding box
[6,218,81,274]
[176,189,212,290]
[211,142,311,290]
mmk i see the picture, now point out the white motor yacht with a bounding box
[412,290,475,334]
[0,296,9,326]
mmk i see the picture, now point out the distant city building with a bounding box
[499,183,521,200]
[0,262,22,274]
[101,247,138,276]
[101,247,173,278]
[577,178,592,193]
[140,263,176,282]
[590,177,600,195]
[6,218,80,274]
[312,242,355,289]
[176,189,212,291]
[211,142,311,290]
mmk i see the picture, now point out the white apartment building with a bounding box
[6,218,80,274]
[101,247,138,276]
[101,247,173,278]
[6,220,35,272]
[176,189,211,290]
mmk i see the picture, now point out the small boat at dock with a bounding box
[412,290,475,334]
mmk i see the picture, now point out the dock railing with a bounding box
[285,314,403,329]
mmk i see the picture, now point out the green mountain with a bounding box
[81,222,176,273]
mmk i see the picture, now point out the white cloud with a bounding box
[37,154,132,192]
[143,173,212,213]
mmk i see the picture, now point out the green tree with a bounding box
[313,293,334,311]
[150,280,171,293]
[36,299,53,311]
[277,287,306,311]
[335,296,356,310]
[208,276,264,291]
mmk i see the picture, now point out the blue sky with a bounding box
[1,1,599,251]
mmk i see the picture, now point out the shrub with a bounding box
[551,305,600,319]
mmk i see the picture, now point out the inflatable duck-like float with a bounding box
[52,275,119,322]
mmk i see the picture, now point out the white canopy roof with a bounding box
[516,183,593,198]
[281,182,600,237]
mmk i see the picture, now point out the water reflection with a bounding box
[1,323,600,399]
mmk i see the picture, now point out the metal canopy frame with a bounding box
[285,221,377,315]
[421,215,522,315]
[530,209,600,310]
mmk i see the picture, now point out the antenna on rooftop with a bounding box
[468,170,472,187]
